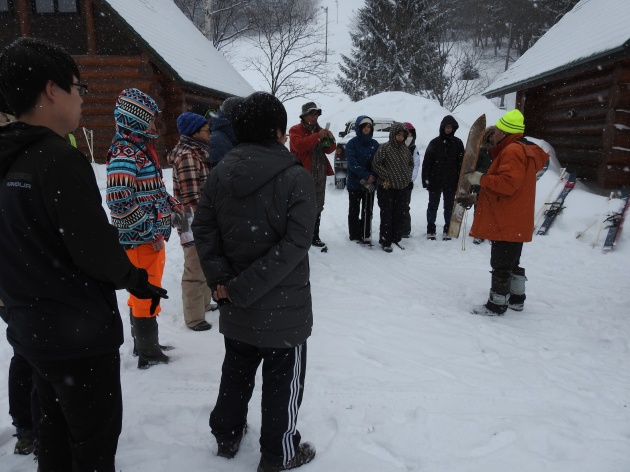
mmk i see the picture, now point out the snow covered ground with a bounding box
[2,0,630,469]
[1,93,630,471]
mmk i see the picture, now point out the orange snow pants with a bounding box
[125,243,166,318]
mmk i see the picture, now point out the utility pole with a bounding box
[499,21,513,109]
[321,6,328,62]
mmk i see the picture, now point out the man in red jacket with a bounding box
[289,102,336,248]
[463,109,548,316]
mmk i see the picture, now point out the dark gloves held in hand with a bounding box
[359,179,375,193]
[210,282,231,307]
[456,193,478,210]
[127,268,169,315]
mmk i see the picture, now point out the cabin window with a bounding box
[34,0,78,13]
[0,0,12,13]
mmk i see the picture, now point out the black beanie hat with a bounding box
[232,92,287,145]
[220,96,244,122]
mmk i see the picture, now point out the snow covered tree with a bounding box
[337,0,442,101]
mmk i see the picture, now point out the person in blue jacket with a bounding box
[345,116,380,243]
[209,96,243,167]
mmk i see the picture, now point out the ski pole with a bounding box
[461,209,468,251]
[575,219,598,239]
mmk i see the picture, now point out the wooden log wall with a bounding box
[523,59,630,188]
[74,55,156,162]
[75,55,225,166]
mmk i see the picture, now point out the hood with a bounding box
[216,142,301,198]
[388,122,409,145]
[491,133,549,173]
[439,115,459,137]
[353,115,374,137]
[0,123,57,179]
[210,110,232,132]
[354,115,375,145]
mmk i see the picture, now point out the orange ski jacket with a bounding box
[470,133,549,242]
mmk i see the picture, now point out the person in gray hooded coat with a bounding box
[192,92,317,472]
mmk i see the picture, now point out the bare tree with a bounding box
[204,0,253,51]
[423,29,490,112]
[174,0,252,52]
[244,0,331,102]
[173,0,205,29]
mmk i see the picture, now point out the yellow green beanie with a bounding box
[496,109,525,134]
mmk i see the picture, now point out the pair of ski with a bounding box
[602,188,629,251]
[534,169,577,236]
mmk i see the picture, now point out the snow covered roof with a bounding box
[100,0,254,98]
[484,0,630,97]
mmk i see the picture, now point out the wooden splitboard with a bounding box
[448,114,486,239]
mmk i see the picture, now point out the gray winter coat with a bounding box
[192,142,317,348]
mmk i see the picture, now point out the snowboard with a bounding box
[448,114,486,239]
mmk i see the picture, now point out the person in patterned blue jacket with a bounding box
[345,115,379,243]
[106,88,182,369]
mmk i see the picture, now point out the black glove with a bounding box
[456,193,477,210]
[127,268,169,315]
[359,179,375,193]
[210,283,231,306]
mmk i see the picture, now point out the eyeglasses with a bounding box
[72,82,89,96]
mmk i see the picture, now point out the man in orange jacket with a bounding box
[463,109,549,315]
[289,102,336,248]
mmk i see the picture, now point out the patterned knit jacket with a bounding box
[106,132,177,246]
[372,122,414,190]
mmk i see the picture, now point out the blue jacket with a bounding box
[345,115,379,191]
[209,110,237,167]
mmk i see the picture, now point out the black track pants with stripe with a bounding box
[210,337,307,466]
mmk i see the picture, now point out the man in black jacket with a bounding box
[0,38,166,472]
[421,115,465,240]
[193,92,317,472]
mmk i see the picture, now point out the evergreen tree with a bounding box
[337,0,441,101]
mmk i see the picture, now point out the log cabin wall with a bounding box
[521,58,630,188]
[1,0,228,165]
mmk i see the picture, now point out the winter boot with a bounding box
[472,291,509,316]
[312,213,326,247]
[473,238,485,245]
[257,442,316,472]
[442,224,451,241]
[14,427,36,455]
[217,423,247,459]
[131,310,173,356]
[509,267,527,311]
[427,223,436,240]
[134,316,170,369]
[471,271,510,316]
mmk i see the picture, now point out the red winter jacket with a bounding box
[289,122,336,175]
